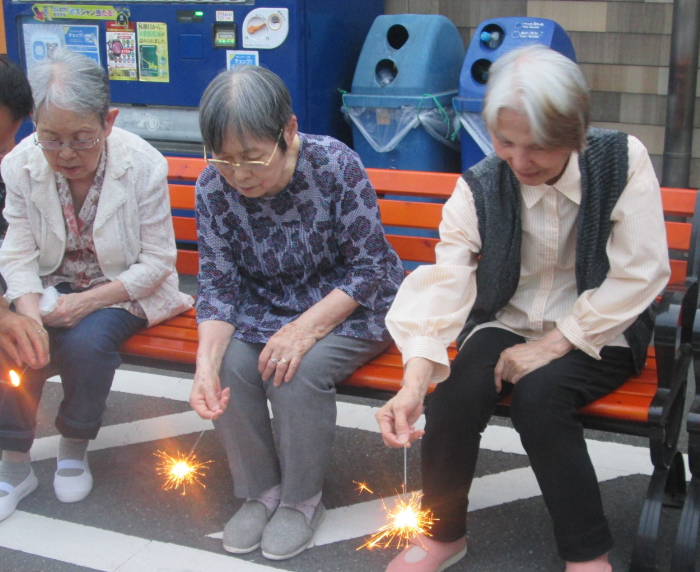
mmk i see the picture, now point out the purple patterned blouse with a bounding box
[194,133,405,343]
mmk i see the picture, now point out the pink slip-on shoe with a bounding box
[385,534,467,572]
[565,559,612,572]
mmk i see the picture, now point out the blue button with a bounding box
[179,34,203,60]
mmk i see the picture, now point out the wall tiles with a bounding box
[385,0,409,13]
[407,0,440,14]
[440,0,527,28]
[580,64,666,95]
[568,31,670,66]
[589,91,622,122]
[619,93,667,125]
[606,2,673,34]
[591,121,665,154]
[526,1,607,32]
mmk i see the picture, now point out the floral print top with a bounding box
[43,144,146,319]
[195,133,404,343]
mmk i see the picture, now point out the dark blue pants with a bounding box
[421,327,636,562]
[0,307,146,453]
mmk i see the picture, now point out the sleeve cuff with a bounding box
[556,315,602,360]
[400,336,452,383]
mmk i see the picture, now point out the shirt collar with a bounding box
[520,150,581,209]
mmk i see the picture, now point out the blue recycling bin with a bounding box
[344,15,465,173]
[454,18,576,171]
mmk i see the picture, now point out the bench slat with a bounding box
[176,250,199,276]
[660,187,698,217]
[378,199,444,229]
[174,217,198,242]
[386,234,439,263]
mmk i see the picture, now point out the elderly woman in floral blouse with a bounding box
[190,66,404,561]
[0,49,192,522]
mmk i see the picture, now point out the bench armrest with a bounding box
[654,278,698,390]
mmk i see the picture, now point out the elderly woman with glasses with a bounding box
[190,66,404,560]
[0,49,192,521]
[376,45,670,572]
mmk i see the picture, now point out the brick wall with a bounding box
[385,0,700,188]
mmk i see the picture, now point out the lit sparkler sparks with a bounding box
[154,450,211,495]
[154,429,212,495]
[1,365,28,387]
[357,447,435,551]
[354,481,374,495]
[357,490,435,551]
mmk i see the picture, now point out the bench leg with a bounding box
[671,476,700,572]
[629,451,687,572]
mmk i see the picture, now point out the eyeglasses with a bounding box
[204,130,283,174]
[34,136,101,152]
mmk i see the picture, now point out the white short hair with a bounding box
[29,48,110,125]
[482,44,589,151]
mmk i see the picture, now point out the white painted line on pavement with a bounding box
[209,459,648,548]
[30,411,212,462]
[46,368,667,477]
[0,511,282,572]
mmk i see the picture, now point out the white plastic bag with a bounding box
[39,285,61,316]
[458,111,493,156]
[343,104,460,153]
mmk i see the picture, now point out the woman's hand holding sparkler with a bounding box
[190,321,234,420]
[376,357,434,448]
[0,298,49,369]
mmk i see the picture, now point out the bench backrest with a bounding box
[166,157,700,287]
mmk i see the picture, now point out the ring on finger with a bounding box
[280,358,290,365]
[269,358,279,364]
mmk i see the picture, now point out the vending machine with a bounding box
[2,0,383,153]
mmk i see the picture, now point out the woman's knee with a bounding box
[509,374,574,442]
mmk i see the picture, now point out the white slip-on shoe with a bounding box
[53,452,93,503]
[0,468,38,521]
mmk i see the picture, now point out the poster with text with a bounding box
[137,22,169,82]
[22,23,100,71]
[106,22,136,80]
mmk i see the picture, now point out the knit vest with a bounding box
[457,127,654,373]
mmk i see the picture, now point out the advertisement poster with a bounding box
[32,4,124,22]
[106,22,136,81]
[226,50,259,69]
[23,23,99,71]
[137,22,169,82]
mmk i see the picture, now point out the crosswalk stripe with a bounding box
[0,511,281,572]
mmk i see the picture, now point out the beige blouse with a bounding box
[385,135,671,383]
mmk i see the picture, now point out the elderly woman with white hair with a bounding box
[0,49,192,521]
[376,44,670,572]
[189,66,403,560]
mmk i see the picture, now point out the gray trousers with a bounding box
[214,334,390,503]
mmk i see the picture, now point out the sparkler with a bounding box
[357,490,435,551]
[357,447,435,551]
[354,481,374,495]
[1,365,28,387]
[154,429,212,496]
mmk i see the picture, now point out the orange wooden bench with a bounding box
[120,159,700,572]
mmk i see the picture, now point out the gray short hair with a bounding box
[482,45,589,152]
[29,48,110,125]
[199,66,293,155]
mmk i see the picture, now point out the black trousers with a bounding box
[422,327,636,562]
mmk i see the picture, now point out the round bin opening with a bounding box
[376,59,398,87]
[480,24,505,50]
[387,24,409,50]
[471,59,492,85]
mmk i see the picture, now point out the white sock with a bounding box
[280,491,322,525]
[250,484,281,514]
